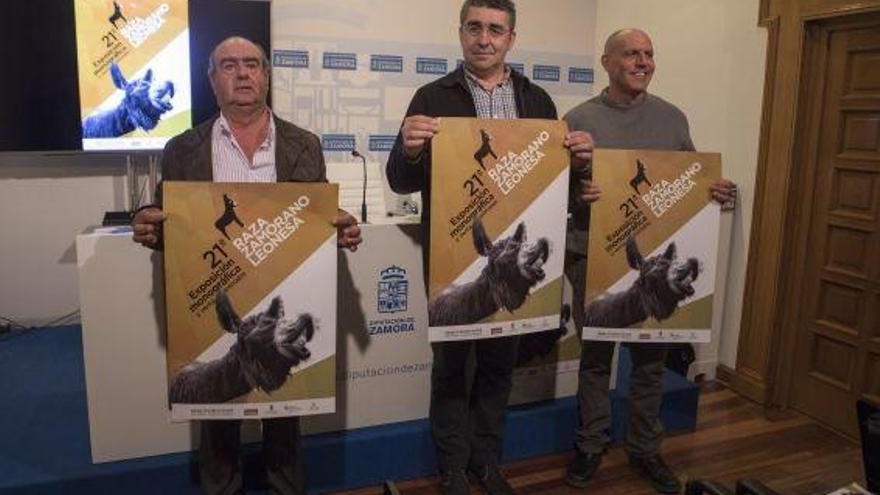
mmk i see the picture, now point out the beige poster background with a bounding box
[429,118,570,341]
[585,150,721,342]
[163,182,338,420]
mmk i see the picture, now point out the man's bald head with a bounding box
[603,28,652,56]
[208,36,271,117]
[208,36,270,76]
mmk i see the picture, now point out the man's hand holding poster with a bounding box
[584,150,722,343]
[429,118,569,342]
[163,182,338,421]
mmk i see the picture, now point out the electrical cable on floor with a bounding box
[0,316,30,332]
[0,309,81,342]
[40,309,81,327]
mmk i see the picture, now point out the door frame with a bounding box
[767,14,829,410]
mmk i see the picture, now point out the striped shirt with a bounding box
[211,111,277,183]
[463,66,518,119]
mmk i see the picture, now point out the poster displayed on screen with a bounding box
[163,182,338,421]
[428,118,569,342]
[74,0,191,151]
[584,149,722,343]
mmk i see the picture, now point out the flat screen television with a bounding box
[0,0,270,153]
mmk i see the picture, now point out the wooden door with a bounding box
[788,15,880,438]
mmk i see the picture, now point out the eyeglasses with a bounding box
[462,21,511,39]
[218,58,263,76]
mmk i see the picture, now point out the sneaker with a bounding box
[439,468,470,495]
[468,463,515,495]
[564,451,603,488]
[628,454,682,494]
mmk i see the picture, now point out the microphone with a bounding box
[351,150,368,224]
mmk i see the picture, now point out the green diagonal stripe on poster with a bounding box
[230,356,336,402]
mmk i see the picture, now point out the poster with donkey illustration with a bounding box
[74,0,192,151]
[584,149,722,343]
[429,118,570,342]
[163,182,338,421]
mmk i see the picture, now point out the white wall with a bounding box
[594,0,767,371]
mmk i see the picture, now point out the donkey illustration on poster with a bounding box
[585,235,699,328]
[82,63,175,138]
[214,194,244,240]
[473,129,498,171]
[429,218,550,326]
[516,236,699,365]
[169,291,316,404]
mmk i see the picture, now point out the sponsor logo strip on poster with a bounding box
[584,149,722,343]
[163,182,338,421]
[429,117,569,342]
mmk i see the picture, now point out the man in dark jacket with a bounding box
[132,36,361,495]
[385,2,591,494]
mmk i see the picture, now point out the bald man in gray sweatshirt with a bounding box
[563,28,737,495]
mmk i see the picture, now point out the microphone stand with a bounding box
[351,150,368,223]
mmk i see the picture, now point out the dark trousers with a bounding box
[565,251,667,457]
[575,340,667,456]
[429,336,519,472]
[199,417,304,495]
